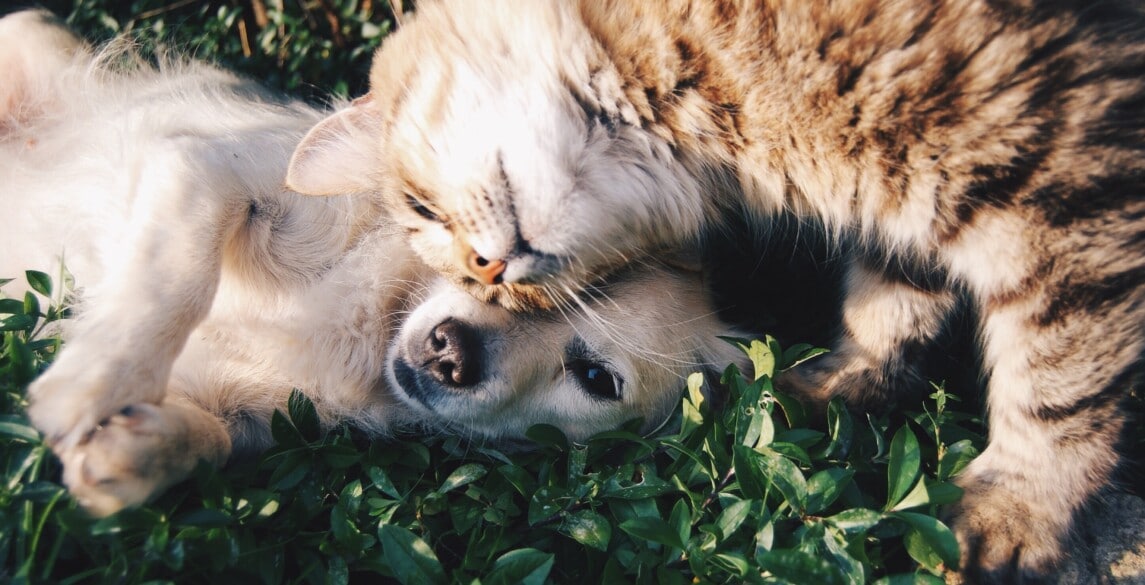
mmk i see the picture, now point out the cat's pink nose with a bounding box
[467,251,506,285]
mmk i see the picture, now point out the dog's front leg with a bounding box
[28,138,247,453]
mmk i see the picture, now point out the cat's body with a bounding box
[288,0,1145,581]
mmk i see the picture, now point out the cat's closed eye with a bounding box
[405,193,441,222]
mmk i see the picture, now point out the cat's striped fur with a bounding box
[287,0,1145,581]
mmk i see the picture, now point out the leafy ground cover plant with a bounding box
[22,0,401,102]
[1,269,986,584]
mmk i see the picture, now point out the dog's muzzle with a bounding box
[393,318,484,410]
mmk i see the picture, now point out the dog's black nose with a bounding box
[421,319,481,387]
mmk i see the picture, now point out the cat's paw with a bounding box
[947,478,1069,584]
[775,353,913,416]
[60,403,200,517]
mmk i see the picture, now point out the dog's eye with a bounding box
[569,358,622,401]
[405,193,440,222]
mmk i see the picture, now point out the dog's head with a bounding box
[386,263,750,443]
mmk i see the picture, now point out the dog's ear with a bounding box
[286,94,382,196]
[0,10,87,122]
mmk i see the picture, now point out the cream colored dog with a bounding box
[0,11,748,516]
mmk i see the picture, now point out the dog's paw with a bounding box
[26,346,172,451]
[60,403,204,517]
[947,478,1068,584]
[27,358,129,451]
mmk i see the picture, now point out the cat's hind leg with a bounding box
[950,267,1143,582]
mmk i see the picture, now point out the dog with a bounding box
[0,10,749,516]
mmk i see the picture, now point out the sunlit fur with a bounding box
[288,1,1145,581]
[0,10,748,517]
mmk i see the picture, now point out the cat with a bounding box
[0,9,748,516]
[285,0,1145,581]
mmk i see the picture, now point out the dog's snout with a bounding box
[422,319,481,387]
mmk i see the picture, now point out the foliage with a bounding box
[0,270,987,584]
[21,0,403,102]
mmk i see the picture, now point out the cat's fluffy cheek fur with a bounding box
[384,81,708,293]
[367,1,709,300]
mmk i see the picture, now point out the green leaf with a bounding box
[378,524,446,585]
[744,338,777,380]
[266,450,311,490]
[619,517,686,550]
[287,389,321,442]
[825,508,884,536]
[890,478,931,512]
[497,464,536,497]
[886,426,921,511]
[25,270,51,297]
[734,445,807,509]
[756,549,849,585]
[525,424,568,451]
[0,417,41,442]
[367,466,401,499]
[732,445,769,500]
[560,510,611,551]
[815,398,854,459]
[873,573,947,584]
[781,344,830,370]
[735,376,768,447]
[601,465,673,500]
[668,499,691,563]
[485,549,554,585]
[924,481,964,506]
[1,314,35,332]
[682,372,707,435]
[23,292,40,321]
[805,468,854,515]
[528,486,567,525]
[437,463,487,494]
[715,498,753,540]
[890,512,960,571]
[771,390,808,429]
[939,439,980,481]
[710,551,751,578]
[0,298,24,315]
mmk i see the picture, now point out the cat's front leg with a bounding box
[949,291,1137,582]
[27,140,247,452]
[777,256,957,412]
[61,399,231,517]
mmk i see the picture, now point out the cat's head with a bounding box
[387,262,750,443]
[287,0,707,311]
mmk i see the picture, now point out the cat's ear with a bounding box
[286,94,382,196]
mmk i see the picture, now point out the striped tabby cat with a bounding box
[287,0,1145,581]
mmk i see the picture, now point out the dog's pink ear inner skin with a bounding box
[0,9,86,127]
[286,96,381,196]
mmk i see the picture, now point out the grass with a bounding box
[1,268,985,584]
